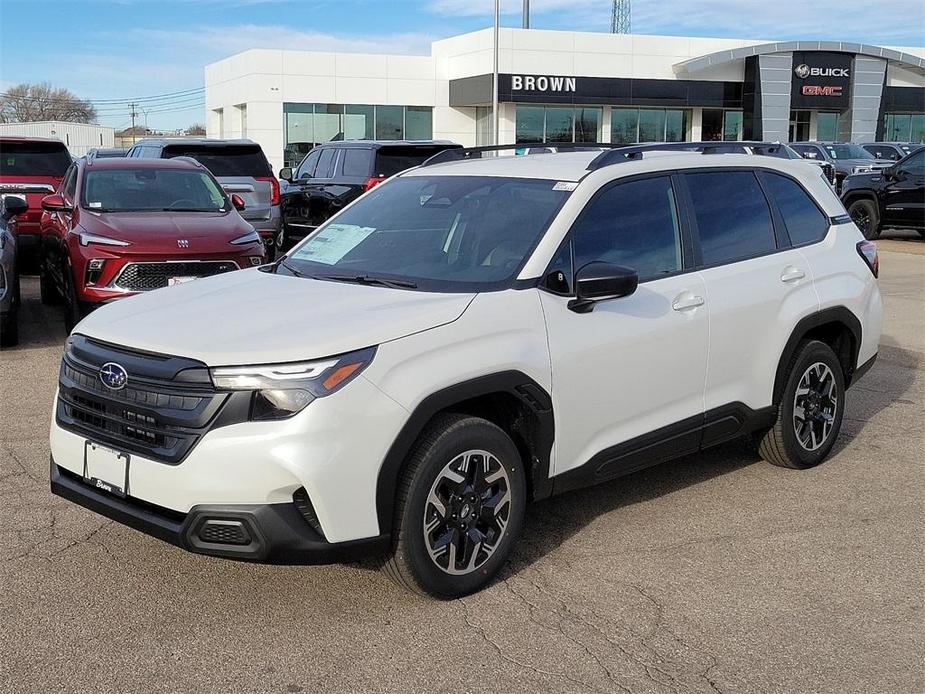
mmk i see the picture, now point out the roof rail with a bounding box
[420,142,627,168]
[585,141,788,171]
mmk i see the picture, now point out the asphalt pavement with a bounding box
[1,231,922,694]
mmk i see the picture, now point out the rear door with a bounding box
[683,169,819,413]
[881,150,925,228]
[161,144,274,223]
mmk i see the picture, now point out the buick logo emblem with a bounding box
[177,239,189,248]
[794,64,811,79]
[99,362,128,390]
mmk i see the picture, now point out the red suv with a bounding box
[39,156,265,330]
[0,136,72,266]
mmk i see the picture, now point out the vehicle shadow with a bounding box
[2,276,68,353]
[501,342,919,579]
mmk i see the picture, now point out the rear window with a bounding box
[342,149,373,177]
[0,141,71,176]
[162,144,271,177]
[374,146,460,177]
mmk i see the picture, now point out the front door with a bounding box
[540,174,709,480]
[882,150,925,229]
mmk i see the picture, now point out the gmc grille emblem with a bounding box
[177,239,189,248]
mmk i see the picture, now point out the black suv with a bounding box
[841,148,924,239]
[278,140,461,251]
[860,142,923,162]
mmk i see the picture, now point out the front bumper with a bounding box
[51,459,389,564]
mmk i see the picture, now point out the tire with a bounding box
[758,340,846,470]
[62,262,86,333]
[847,198,880,240]
[382,413,527,599]
[39,256,61,305]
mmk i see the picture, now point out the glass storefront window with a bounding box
[575,107,601,142]
[723,110,743,141]
[545,107,575,143]
[611,108,638,144]
[375,105,404,139]
[344,105,374,140]
[405,106,433,140]
[638,109,667,142]
[516,105,603,144]
[884,113,925,143]
[665,110,689,142]
[611,107,690,143]
[816,112,839,141]
[515,105,545,143]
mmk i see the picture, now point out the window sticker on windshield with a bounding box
[88,201,102,208]
[291,224,376,265]
[553,181,578,191]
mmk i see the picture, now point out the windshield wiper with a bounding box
[318,273,417,289]
[276,259,304,277]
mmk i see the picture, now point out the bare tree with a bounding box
[0,83,97,124]
[185,123,206,136]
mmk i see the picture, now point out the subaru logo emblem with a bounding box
[794,64,810,79]
[177,239,189,248]
[99,362,128,390]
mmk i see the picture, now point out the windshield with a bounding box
[82,168,229,212]
[162,144,272,177]
[285,175,571,291]
[825,144,874,160]
[0,141,71,176]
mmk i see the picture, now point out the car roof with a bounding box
[81,157,204,171]
[312,140,461,150]
[402,150,821,183]
[132,138,259,147]
[0,135,67,145]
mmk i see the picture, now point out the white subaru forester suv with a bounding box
[50,146,882,598]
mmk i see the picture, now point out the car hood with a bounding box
[835,158,892,169]
[75,268,476,365]
[79,210,252,250]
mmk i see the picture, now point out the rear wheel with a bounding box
[382,414,526,599]
[758,340,846,469]
[848,198,880,240]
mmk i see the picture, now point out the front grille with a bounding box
[821,163,836,184]
[56,336,237,464]
[112,261,238,292]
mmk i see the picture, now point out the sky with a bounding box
[0,0,923,131]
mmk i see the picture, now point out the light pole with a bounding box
[492,0,500,145]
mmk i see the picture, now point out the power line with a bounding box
[0,87,204,106]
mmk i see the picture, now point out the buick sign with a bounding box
[794,63,850,79]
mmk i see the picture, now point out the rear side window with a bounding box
[686,171,775,265]
[572,175,682,281]
[296,149,321,180]
[760,172,828,246]
[161,144,271,177]
[342,149,372,177]
[0,141,71,176]
[374,146,458,177]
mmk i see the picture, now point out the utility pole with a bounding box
[129,102,139,145]
[492,0,500,145]
[611,0,631,34]
[523,0,529,29]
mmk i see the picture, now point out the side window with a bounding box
[898,150,925,175]
[572,176,682,281]
[760,172,829,246]
[314,148,338,179]
[342,149,372,177]
[686,170,776,265]
[296,149,322,180]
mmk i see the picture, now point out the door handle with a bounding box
[780,266,806,283]
[672,292,705,311]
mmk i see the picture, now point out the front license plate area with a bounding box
[168,276,197,286]
[83,441,130,498]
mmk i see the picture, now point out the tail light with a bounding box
[257,176,280,206]
[363,176,385,192]
[856,240,879,278]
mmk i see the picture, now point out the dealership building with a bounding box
[204,27,925,172]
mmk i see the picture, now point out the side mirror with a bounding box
[2,196,28,220]
[231,194,246,211]
[41,194,72,213]
[568,262,638,314]
[279,167,293,182]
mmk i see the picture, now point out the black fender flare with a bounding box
[773,307,863,403]
[374,370,554,537]
[841,189,879,211]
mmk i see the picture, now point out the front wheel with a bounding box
[382,414,527,599]
[62,262,87,333]
[758,340,846,469]
[848,198,880,240]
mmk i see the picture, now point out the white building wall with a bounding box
[0,121,115,156]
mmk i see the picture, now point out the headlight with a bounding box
[209,346,376,420]
[79,232,130,247]
[231,230,261,245]
[851,166,871,175]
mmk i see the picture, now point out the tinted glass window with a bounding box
[374,147,456,177]
[161,144,272,177]
[898,150,925,175]
[63,165,77,199]
[686,171,775,265]
[314,148,336,178]
[0,141,71,176]
[296,149,321,180]
[82,168,227,212]
[572,176,682,281]
[761,172,828,246]
[342,149,372,177]
[792,144,823,160]
[288,176,570,291]
[375,106,404,139]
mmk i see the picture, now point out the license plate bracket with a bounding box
[83,440,130,498]
[168,276,197,286]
